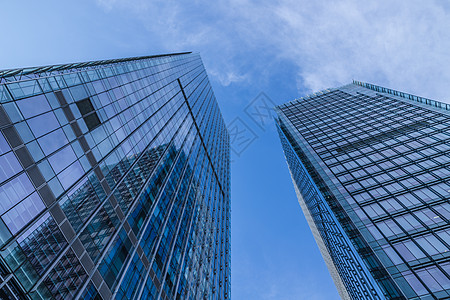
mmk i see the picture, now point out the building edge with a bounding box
[289,169,351,300]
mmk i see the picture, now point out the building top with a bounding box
[0,52,195,103]
[0,52,192,84]
[352,80,450,112]
[277,81,450,113]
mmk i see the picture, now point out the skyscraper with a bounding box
[0,52,230,300]
[275,81,450,300]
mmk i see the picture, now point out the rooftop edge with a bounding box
[352,80,450,112]
[276,81,450,113]
[0,52,193,83]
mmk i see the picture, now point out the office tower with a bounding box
[0,52,230,300]
[275,81,450,300]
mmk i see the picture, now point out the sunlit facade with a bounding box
[0,52,230,299]
[276,82,450,300]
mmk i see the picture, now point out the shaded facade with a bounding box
[276,82,450,300]
[0,52,230,299]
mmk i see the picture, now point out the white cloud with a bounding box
[96,0,450,102]
[273,0,450,102]
[208,69,249,86]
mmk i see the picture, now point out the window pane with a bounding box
[2,192,45,234]
[38,129,68,155]
[403,272,427,296]
[0,173,34,214]
[0,132,11,154]
[58,161,84,190]
[0,152,22,183]
[48,146,77,174]
[27,112,60,138]
[16,94,51,119]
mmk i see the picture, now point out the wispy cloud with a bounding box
[97,0,450,101]
[273,0,450,101]
[96,0,450,102]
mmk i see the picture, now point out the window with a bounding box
[394,240,425,261]
[416,266,450,292]
[76,98,101,131]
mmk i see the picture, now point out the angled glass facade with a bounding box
[0,52,230,300]
[276,82,450,300]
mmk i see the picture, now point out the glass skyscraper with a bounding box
[275,81,450,300]
[0,52,230,300]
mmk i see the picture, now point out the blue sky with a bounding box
[1,1,450,299]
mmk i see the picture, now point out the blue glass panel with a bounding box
[2,192,45,234]
[26,140,45,162]
[45,92,59,109]
[0,85,12,103]
[15,122,34,143]
[0,132,11,154]
[54,109,68,126]
[69,85,88,101]
[0,172,34,214]
[48,177,64,198]
[37,78,52,93]
[38,128,68,155]
[16,94,51,119]
[37,159,55,181]
[48,145,77,174]
[0,152,22,183]
[7,80,42,99]
[2,101,23,123]
[57,160,84,190]
[27,112,60,138]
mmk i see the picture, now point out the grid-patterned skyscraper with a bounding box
[0,52,230,300]
[276,82,450,300]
